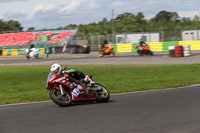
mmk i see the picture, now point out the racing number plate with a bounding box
[72,89,80,97]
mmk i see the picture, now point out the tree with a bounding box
[115,12,135,22]
[27,27,35,32]
[153,10,180,22]
[193,15,200,21]
[98,17,108,25]
[0,19,9,32]
[7,20,23,31]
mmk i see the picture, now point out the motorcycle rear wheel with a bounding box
[94,83,110,103]
[26,54,30,59]
[50,88,72,107]
[110,50,115,56]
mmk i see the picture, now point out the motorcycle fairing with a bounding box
[71,93,96,102]
[46,72,74,90]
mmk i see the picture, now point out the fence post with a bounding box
[160,27,164,42]
[179,26,182,41]
[89,33,94,51]
[96,32,100,51]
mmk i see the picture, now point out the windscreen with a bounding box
[46,72,54,88]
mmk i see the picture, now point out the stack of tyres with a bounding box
[175,45,183,57]
[183,45,191,57]
[168,46,175,57]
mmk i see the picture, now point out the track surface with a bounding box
[0,51,200,66]
[1,85,200,133]
[1,51,200,133]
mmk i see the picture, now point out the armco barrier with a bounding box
[163,41,178,51]
[2,49,7,56]
[178,41,200,50]
[148,42,163,51]
[0,47,49,56]
[114,41,200,53]
[11,49,18,56]
[132,43,138,52]
[48,45,90,54]
[117,43,133,53]
[112,44,118,53]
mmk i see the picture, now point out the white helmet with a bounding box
[50,63,61,74]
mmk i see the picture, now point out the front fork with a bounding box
[59,84,64,95]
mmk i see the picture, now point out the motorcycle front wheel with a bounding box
[94,83,110,103]
[50,88,72,107]
[34,54,39,59]
[137,50,143,56]
[99,51,104,57]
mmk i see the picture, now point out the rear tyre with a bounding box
[50,88,72,107]
[94,83,110,103]
[110,50,115,56]
[26,54,30,59]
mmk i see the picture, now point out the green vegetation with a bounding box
[1,10,200,36]
[0,64,200,105]
[55,11,200,36]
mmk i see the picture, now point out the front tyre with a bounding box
[137,50,143,56]
[50,88,72,107]
[34,54,39,59]
[94,83,110,103]
[99,51,104,57]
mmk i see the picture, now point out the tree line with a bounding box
[1,10,200,36]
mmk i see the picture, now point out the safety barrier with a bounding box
[113,40,200,53]
[1,47,49,56]
[1,40,200,56]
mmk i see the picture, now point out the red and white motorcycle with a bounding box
[46,71,110,107]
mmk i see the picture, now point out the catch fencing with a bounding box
[79,29,200,51]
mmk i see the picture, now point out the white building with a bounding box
[182,30,200,41]
[115,32,160,44]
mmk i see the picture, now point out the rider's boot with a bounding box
[74,83,89,95]
[84,75,95,86]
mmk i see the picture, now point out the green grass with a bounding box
[0,64,200,105]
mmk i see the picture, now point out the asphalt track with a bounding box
[1,51,200,133]
[0,51,200,66]
[1,85,200,133]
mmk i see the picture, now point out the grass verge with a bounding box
[0,64,200,105]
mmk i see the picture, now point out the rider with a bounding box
[28,44,35,54]
[50,63,95,86]
[101,39,108,49]
[138,39,148,50]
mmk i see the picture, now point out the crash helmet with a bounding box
[50,63,61,74]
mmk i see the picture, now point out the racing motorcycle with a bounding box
[98,44,115,57]
[135,44,153,56]
[25,47,39,59]
[46,71,110,107]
